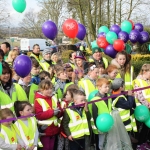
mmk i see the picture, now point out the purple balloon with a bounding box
[110,25,121,35]
[129,30,140,43]
[134,23,143,32]
[139,31,150,44]
[76,23,86,40]
[118,31,129,43]
[13,55,32,78]
[42,20,58,40]
[104,45,118,58]
[97,32,106,38]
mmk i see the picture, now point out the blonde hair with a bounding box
[38,79,53,91]
[0,108,14,120]
[96,78,110,87]
[139,64,150,75]
[51,53,61,63]
[6,50,18,62]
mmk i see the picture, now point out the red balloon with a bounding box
[129,20,134,29]
[113,39,125,52]
[62,19,78,38]
[97,37,109,49]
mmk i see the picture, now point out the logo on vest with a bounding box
[11,137,15,142]
[76,115,80,120]
[27,136,30,140]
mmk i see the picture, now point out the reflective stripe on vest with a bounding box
[82,80,96,99]
[0,125,17,145]
[29,84,38,105]
[40,61,50,71]
[13,117,36,146]
[36,97,58,126]
[116,66,134,90]
[112,95,137,132]
[66,109,90,139]
[102,57,108,69]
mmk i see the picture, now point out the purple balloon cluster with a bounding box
[97,21,150,58]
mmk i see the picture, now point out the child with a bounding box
[68,51,76,69]
[13,101,41,149]
[62,90,91,150]
[18,73,38,106]
[51,53,60,65]
[64,63,74,82]
[54,67,73,100]
[97,64,105,78]
[89,78,112,150]
[106,64,118,81]
[0,108,24,150]
[34,80,63,150]
[30,58,41,85]
[57,86,79,150]
[39,71,50,81]
[78,62,99,99]
[111,51,133,90]
[111,78,138,143]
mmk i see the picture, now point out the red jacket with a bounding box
[34,92,63,136]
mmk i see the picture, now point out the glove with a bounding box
[54,108,60,116]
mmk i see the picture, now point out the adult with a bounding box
[89,48,108,69]
[13,46,20,55]
[40,48,53,72]
[0,42,11,60]
[0,61,27,111]
[30,44,42,62]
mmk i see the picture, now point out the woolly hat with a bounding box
[92,47,102,54]
[42,48,53,56]
[75,51,86,60]
[111,78,124,90]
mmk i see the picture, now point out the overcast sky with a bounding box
[7,0,40,26]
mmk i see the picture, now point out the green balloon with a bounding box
[12,0,26,13]
[91,40,98,48]
[149,44,150,51]
[88,90,98,102]
[96,113,114,132]
[134,105,150,122]
[106,31,118,44]
[98,26,109,34]
[145,115,150,128]
[0,62,2,75]
[121,21,132,34]
[125,44,132,54]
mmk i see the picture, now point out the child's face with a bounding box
[99,67,105,75]
[90,68,99,80]
[58,71,68,80]
[31,66,40,76]
[116,54,126,66]
[42,88,53,97]
[76,58,83,67]
[144,71,150,80]
[65,91,72,102]
[66,70,73,78]
[53,55,58,62]
[74,95,86,105]
[20,105,33,117]
[108,69,118,80]
[98,83,110,94]
[2,115,13,127]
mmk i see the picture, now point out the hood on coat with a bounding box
[111,59,121,69]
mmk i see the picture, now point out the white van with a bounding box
[20,38,49,52]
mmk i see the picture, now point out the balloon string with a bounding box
[0,85,150,123]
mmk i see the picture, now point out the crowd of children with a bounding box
[0,42,150,150]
